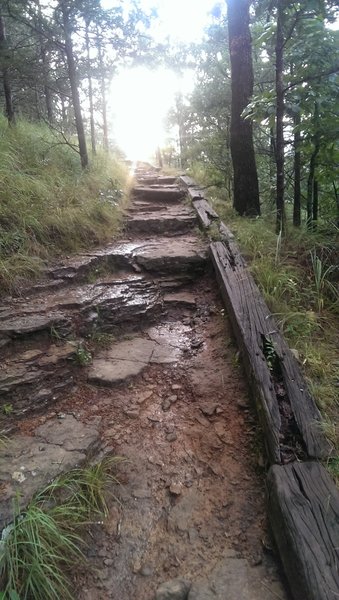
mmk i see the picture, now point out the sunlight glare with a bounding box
[109,67,194,161]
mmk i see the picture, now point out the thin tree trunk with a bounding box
[61,2,88,169]
[227,0,260,216]
[176,93,187,168]
[40,39,53,122]
[34,87,41,120]
[306,104,320,229]
[312,179,318,227]
[0,14,15,125]
[156,146,163,168]
[293,111,301,227]
[333,182,339,228]
[275,1,285,234]
[85,20,96,154]
[37,1,53,123]
[96,27,109,151]
[270,126,276,206]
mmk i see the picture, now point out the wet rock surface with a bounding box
[0,167,290,600]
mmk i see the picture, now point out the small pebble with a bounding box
[169,482,182,495]
[162,399,171,411]
[140,565,153,577]
[104,558,114,567]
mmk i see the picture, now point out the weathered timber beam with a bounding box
[210,240,281,463]
[210,240,331,462]
[179,175,196,188]
[267,462,339,600]
[192,199,219,228]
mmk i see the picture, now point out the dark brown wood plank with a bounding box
[267,462,339,600]
[210,240,331,462]
[178,175,207,201]
[179,175,196,188]
[210,240,281,463]
[192,199,219,228]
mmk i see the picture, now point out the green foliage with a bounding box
[74,343,92,367]
[0,116,129,294]
[0,455,124,600]
[310,249,338,313]
[2,405,13,417]
[262,336,279,372]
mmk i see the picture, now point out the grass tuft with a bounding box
[0,455,125,599]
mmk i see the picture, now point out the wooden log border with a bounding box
[179,174,339,600]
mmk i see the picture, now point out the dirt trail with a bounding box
[0,167,290,599]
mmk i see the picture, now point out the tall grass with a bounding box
[0,455,124,600]
[0,115,129,293]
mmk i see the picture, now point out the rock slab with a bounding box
[0,414,101,530]
[156,579,191,600]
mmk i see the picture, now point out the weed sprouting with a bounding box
[2,404,13,417]
[74,343,92,366]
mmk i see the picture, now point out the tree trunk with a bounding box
[275,1,285,234]
[269,127,276,206]
[176,93,187,169]
[85,20,96,154]
[61,2,88,169]
[227,0,260,216]
[96,27,109,151]
[0,14,15,125]
[306,104,320,229]
[293,111,301,227]
[312,179,318,226]
[333,182,339,228]
[37,1,53,123]
[156,146,163,168]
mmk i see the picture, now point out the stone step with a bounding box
[135,176,178,186]
[113,236,207,275]
[126,206,197,234]
[0,276,163,345]
[0,342,77,416]
[132,186,186,203]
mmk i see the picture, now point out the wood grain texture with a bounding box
[192,199,219,228]
[210,240,331,462]
[267,462,339,600]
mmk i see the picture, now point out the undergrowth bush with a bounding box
[0,115,129,293]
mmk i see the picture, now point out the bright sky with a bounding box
[108,68,194,161]
[104,0,219,160]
